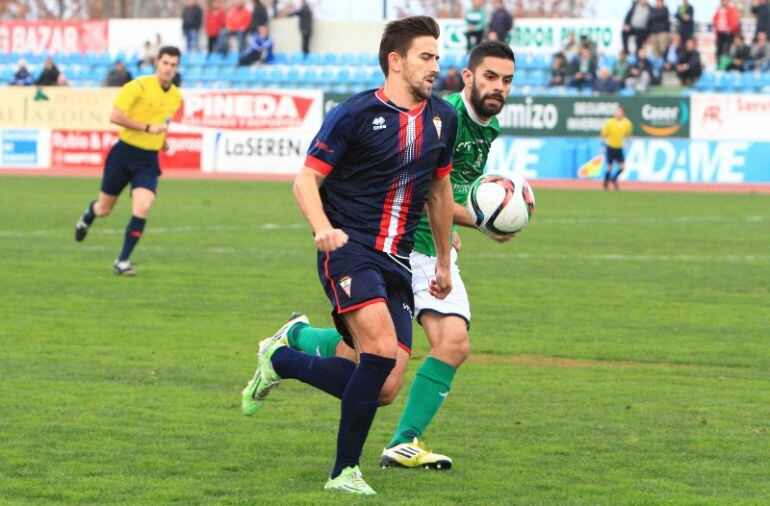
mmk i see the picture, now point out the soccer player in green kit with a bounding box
[262,41,516,469]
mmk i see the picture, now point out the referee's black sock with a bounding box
[612,168,624,182]
[82,200,97,225]
[119,215,146,261]
[604,171,611,188]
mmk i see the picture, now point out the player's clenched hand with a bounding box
[429,263,452,300]
[314,228,348,252]
[451,230,462,251]
[148,123,168,135]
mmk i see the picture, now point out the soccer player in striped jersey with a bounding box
[240,17,458,495]
[73,46,183,276]
[270,41,517,470]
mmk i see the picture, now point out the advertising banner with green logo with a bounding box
[324,93,690,139]
[497,96,690,138]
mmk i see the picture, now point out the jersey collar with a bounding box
[375,88,426,118]
[460,91,491,127]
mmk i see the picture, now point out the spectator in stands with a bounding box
[437,66,464,93]
[562,32,578,61]
[182,0,203,53]
[205,0,227,55]
[622,0,651,55]
[568,47,596,90]
[238,25,274,66]
[675,0,695,41]
[726,34,751,71]
[137,40,156,70]
[611,50,630,88]
[675,37,702,87]
[648,0,671,58]
[219,0,251,56]
[625,46,658,92]
[487,0,513,43]
[592,67,619,94]
[662,32,684,72]
[11,59,32,86]
[749,30,770,70]
[752,0,770,40]
[249,0,268,35]
[579,34,598,62]
[713,0,740,60]
[289,0,313,57]
[35,57,60,86]
[549,52,570,86]
[465,0,486,52]
[104,60,133,87]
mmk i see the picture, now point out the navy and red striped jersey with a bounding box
[304,88,458,257]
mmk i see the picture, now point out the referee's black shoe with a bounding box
[75,218,90,242]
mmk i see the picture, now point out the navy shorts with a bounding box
[606,146,625,165]
[318,240,414,354]
[101,141,161,196]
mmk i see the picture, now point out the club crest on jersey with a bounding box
[372,116,387,131]
[339,276,352,298]
[432,115,442,137]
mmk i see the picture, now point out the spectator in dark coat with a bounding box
[579,34,598,62]
[622,0,651,54]
[568,47,597,90]
[35,57,60,86]
[752,0,770,40]
[104,60,133,87]
[249,0,269,34]
[612,50,630,88]
[487,1,513,43]
[662,32,684,71]
[289,0,313,57]
[626,46,659,91]
[205,0,226,55]
[549,52,570,86]
[592,67,619,94]
[11,59,33,86]
[676,37,701,86]
[727,34,751,71]
[675,0,695,40]
[648,0,671,58]
[182,0,203,52]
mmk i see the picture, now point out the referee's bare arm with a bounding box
[109,106,167,135]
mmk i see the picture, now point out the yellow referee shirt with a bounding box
[600,117,633,149]
[113,75,183,151]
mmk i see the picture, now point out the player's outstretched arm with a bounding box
[293,166,348,252]
[454,201,515,243]
[426,175,454,299]
[109,106,167,134]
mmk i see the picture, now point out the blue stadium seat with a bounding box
[271,52,287,65]
[333,68,351,84]
[303,67,318,83]
[287,52,304,65]
[320,53,337,66]
[339,52,356,66]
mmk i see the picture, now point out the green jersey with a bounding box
[412,92,500,257]
[465,8,485,32]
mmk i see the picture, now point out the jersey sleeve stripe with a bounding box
[305,154,333,175]
[434,162,453,179]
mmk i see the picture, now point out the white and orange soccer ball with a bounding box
[466,171,535,235]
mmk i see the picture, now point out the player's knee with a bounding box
[95,202,112,217]
[133,202,153,217]
[435,333,471,366]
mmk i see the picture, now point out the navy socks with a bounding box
[82,200,97,225]
[271,346,356,399]
[119,215,146,261]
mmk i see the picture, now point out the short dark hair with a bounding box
[467,40,515,72]
[379,16,440,76]
[157,46,181,60]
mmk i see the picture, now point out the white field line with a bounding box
[473,252,770,263]
[0,223,306,238]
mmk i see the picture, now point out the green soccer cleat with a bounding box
[380,438,453,470]
[241,337,285,416]
[323,466,376,496]
[271,312,309,345]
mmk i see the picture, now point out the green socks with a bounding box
[287,323,343,358]
[387,357,456,448]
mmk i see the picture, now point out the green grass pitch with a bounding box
[1,176,768,505]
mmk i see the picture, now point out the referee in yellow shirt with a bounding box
[74,46,183,275]
[600,105,633,191]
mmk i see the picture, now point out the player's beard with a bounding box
[469,77,505,118]
[404,64,435,102]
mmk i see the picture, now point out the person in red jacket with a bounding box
[713,0,741,59]
[205,0,227,55]
[217,0,251,56]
